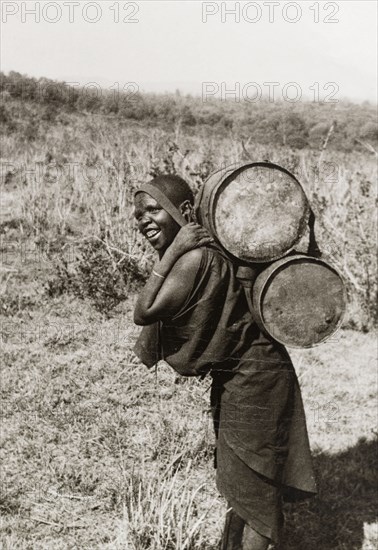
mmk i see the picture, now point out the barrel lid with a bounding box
[253,254,347,348]
[211,162,310,263]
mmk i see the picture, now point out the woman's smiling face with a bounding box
[134,192,181,253]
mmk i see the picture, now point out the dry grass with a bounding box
[1,112,376,328]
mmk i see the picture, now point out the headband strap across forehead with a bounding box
[135,183,188,227]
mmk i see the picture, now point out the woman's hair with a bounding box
[144,175,194,207]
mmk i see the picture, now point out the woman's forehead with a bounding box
[134,192,160,208]
[133,193,164,218]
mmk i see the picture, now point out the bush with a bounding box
[46,238,149,315]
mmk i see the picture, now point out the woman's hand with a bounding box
[167,223,213,260]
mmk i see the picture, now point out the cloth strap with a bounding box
[135,183,188,227]
[307,208,322,258]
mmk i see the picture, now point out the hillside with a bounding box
[1,71,378,152]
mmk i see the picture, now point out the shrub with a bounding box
[46,238,149,315]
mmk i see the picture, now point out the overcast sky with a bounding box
[1,0,377,102]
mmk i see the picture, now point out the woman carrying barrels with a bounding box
[133,174,316,550]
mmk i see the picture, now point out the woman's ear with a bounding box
[180,200,196,223]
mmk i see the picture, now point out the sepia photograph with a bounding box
[1,1,377,548]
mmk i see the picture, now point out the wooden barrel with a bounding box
[251,255,346,348]
[195,162,310,263]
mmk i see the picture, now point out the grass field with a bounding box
[1,91,377,548]
[1,190,377,549]
[1,283,377,549]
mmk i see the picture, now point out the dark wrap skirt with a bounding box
[211,334,316,543]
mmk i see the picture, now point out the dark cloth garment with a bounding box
[133,322,161,369]
[220,506,245,550]
[211,353,315,543]
[133,244,316,542]
[134,244,259,376]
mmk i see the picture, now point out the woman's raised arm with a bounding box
[134,224,212,325]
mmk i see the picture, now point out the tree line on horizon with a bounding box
[1,71,377,152]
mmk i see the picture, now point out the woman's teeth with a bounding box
[146,229,160,239]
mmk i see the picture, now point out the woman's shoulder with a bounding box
[184,244,228,267]
[168,248,204,279]
[175,247,204,266]
[173,244,230,276]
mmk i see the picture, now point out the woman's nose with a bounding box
[139,212,152,228]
